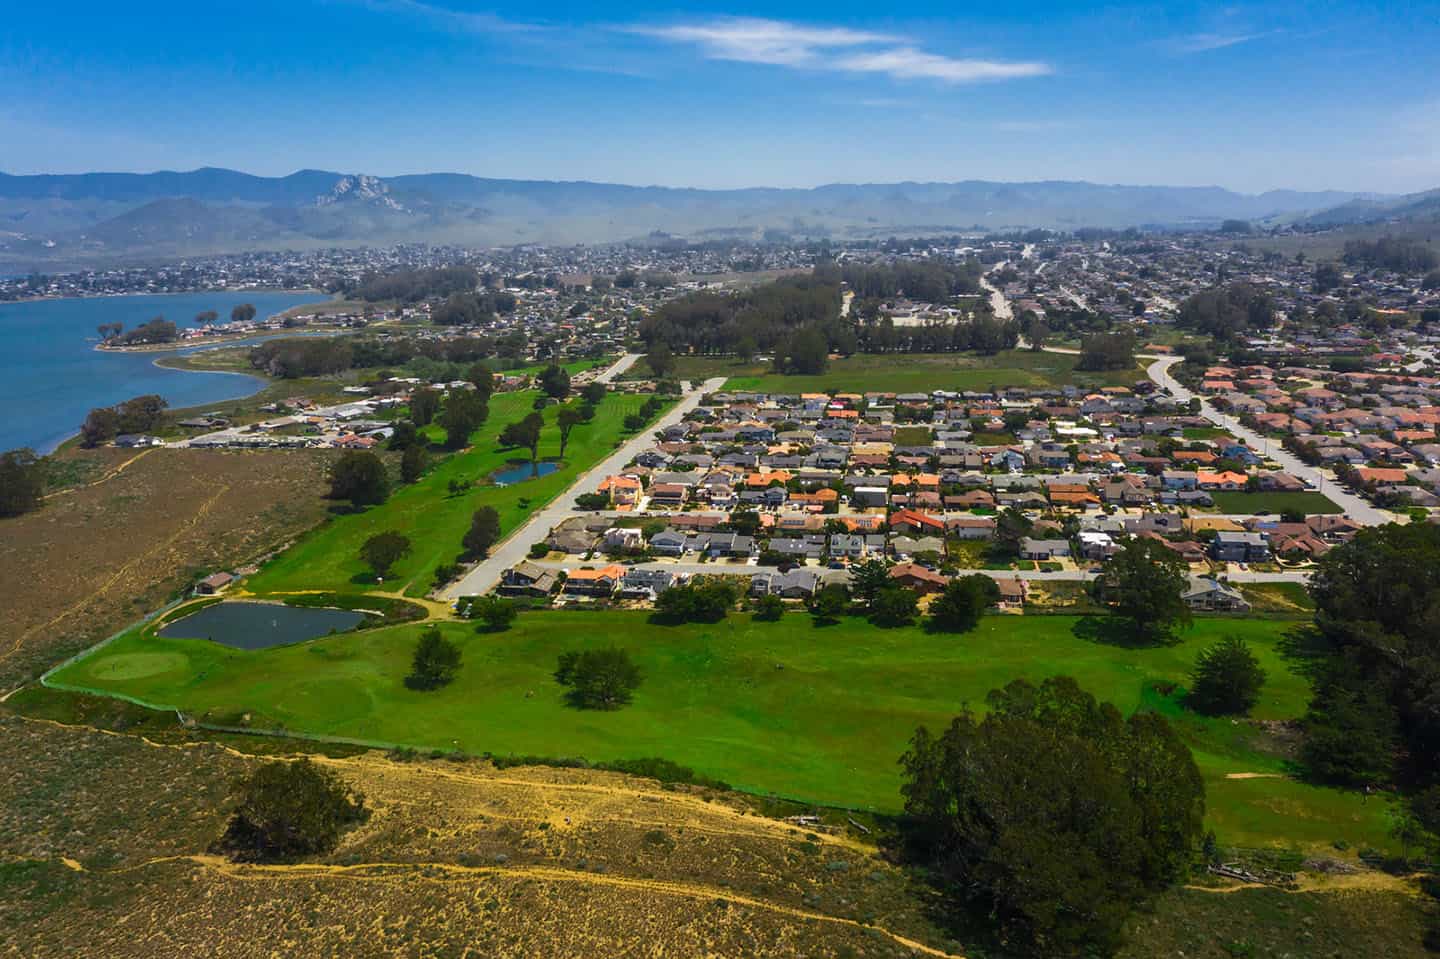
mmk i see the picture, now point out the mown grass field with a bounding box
[722,350,1145,393]
[50,608,1392,852]
[1209,491,1343,515]
[242,390,661,598]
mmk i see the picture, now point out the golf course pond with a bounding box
[157,601,365,650]
[490,459,561,485]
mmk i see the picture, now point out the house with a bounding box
[649,530,689,556]
[562,564,625,596]
[889,562,949,594]
[1020,537,1071,561]
[750,569,821,598]
[1211,531,1270,563]
[603,527,643,551]
[693,532,756,558]
[1077,531,1119,561]
[500,561,558,596]
[195,571,235,595]
[889,509,945,536]
[889,535,945,559]
[1161,470,1199,491]
[1182,577,1251,612]
[619,568,676,601]
[768,535,826,561]
[946,516,996,540]
[829,533,886,560]
[547,526,598,554]
[994,576,1028,609]
[597,474,642,507]
[1196,470,1249,491]
[649,483,689,507]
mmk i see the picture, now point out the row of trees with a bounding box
[352,266,479,303]
[98,316,178,346]
[80,394,168,446]
[1176,282,1276,339]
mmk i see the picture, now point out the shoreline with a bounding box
[96,324,347,354]
[1,286,324,306]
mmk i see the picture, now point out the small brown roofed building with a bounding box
[889,562,950,594]
[196,571,235,595]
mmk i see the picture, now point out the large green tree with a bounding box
[538,364,571,399]
[928,574,999,633]
[0,448,46,518]
[462,506,502,558]
[406,628,461,690]
[409,387,441,427]
[440,390,489,451]
[499,412,544,462]
[328,451,388,508]
[359,531,410,579]
[556,406,585,457]
[555,647,642,709]
[1188,636,1266,716]
[219,758,366,862]
[1095,537,1191,645]
[900,677,1204,954]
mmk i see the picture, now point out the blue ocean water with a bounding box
[0,291,325,453]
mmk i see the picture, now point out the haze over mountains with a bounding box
[0,166,1428,271]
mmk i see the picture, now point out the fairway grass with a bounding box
[51,609,1391,852]
[721,351,1144,393]
[243,391,664,598]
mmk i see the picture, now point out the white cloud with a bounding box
[1173,31,1268,53]
[631,17,1050,83]
[345,0,538,34]
[833,47,1050,83]
[630,18,895,67]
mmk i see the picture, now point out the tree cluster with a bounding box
[1342,235,1439,275]
[1076,330,1137,372]
[80,394,169,446]
[352,266,480,303]
[0,448,45,518]
[249,337,355,378]
[1177,283,1276,339]
[900,676,1205,955]
[218,758,367,862]
[654,579,738,624]
[555,647,642,709]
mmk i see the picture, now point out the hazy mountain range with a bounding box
[0,167,1428,271]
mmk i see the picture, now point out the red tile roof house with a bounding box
[889,509,945,536]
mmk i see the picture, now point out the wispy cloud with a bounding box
[1172,31,1270,53]
[630,17,1050,84]
[345,0,539,34]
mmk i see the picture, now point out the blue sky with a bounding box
[3,1,1438,194]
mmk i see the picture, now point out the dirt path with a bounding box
[39,852,961,958]
[43,448,156,500]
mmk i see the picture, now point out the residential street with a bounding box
[441,373,727,599]
[1146,355,1391,526]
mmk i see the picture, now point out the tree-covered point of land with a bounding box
[218,758,367,862]
[80,394,170,447]
[555,647,642,710]
[900,676,1204,955]
[0,448,46,518]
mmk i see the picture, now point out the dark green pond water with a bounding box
[159,601,364,649]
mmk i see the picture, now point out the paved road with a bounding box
[980,265,1013,320]
[442,375,727,599]
[1146,355,1391,526]
[595,352,641,383]
[525,558,1312,585]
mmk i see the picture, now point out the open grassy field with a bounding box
[1209,491,1343,515]
[0,447,334,689]
[242,390,663,599]
[721,350,1145,393]
[50,608,1393,853]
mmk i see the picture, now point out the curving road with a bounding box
[1146,355,1390,526]
[442,374,727,599]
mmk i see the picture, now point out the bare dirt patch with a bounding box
[0,448,333,687]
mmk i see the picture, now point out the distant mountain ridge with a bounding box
[0,166,1413,271]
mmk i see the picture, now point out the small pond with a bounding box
[158,601,365,650]
[491,459,561,485]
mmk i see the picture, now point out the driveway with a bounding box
[442,375,727,598]
[1146,355,1391,526]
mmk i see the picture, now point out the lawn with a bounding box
[722,350,1144,393]
[49,608,1391,852]
[243,390,663,598]
[1209,491,1343,515]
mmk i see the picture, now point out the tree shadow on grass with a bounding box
[1071,614,1176,648]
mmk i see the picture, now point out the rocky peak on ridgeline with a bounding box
[314,174,407,211]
